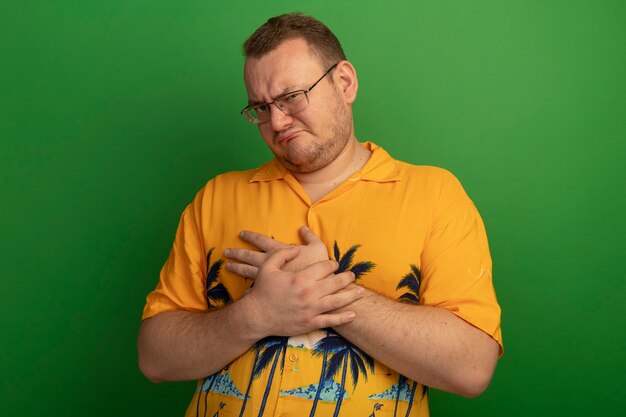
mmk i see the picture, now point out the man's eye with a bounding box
[285,93,302,102]
[256,104,270,113]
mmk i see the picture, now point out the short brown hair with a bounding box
[243,13,346,68]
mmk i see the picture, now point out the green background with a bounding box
[2,1,625,415]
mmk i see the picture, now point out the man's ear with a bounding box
[335,60,358,104]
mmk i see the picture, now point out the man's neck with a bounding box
[292,139,372,203]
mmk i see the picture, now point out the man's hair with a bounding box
[243,13,346,69]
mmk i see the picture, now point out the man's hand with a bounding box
[224,226,328,278]
[242,247,364,337]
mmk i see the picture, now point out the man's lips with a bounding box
[277,130,304,144]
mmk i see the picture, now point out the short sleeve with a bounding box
[142,193,208,320]
[420,172,503,356]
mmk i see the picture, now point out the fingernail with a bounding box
[239,231,245,237]
[357,286,365,295]
[224,248,230,256]
[347,312,356,320]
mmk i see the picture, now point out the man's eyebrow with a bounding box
[276,85,301,96]
[247,86,304,106]
[247,99,264,106]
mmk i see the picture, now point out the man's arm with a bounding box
[332,288,499,397]
[227,228,500,397]
[138,299,259,382]
[138,247,363,382]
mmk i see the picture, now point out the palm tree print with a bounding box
[253,336,289,417]
[308,329,335,417]
[394,264,427,417]
[396,264,421,305]
[404,381,425,417]
[237,346,260,417]
[333,241,376,278]
[307,242,375,417]
[205,247,231,310]
[196,248,232,417]
[322,330,375,417]
[392,375,408,417]
[212,402,225,417]
[369,402,383,417]
[196,373,222,417]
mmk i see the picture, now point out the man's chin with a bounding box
[273,141,333,173]
[276,153,326,173]
[277,149,313,171]
[280,159,316,174]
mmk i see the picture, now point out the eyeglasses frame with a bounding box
[240,62,339,124]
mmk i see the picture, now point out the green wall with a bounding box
[2,1,624,415]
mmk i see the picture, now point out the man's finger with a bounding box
[317,284,365,313]
[262,247,301,271]
[223,248,266,266]
[299,225,323,245]
[300,259,339,280]
[240,230,289,251]
[311,311,357,329]
[316,271,356,295]
[226,262,259,279]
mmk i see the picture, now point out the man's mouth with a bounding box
[277,130,303,144]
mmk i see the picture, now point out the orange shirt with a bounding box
[143,142,503,417]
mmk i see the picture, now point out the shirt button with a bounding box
[288,354,298,362]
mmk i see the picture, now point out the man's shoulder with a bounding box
[211,167,258,183]
[393,158,460,185]
[204,159,279,186]
[368,142,458,184]
[183,161,276,214]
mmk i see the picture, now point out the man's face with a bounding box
[243,38,355,174]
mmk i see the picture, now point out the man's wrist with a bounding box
[235,292,270,342]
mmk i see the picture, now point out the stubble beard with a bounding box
[278,98,353,174]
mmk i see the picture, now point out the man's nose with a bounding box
[269,104,293,131]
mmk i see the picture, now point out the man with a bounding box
[138,13,502,417]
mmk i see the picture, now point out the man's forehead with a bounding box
[243,42,324,101]
[245,37,317,62]
[243,70,303,104]
[246,43,313,69]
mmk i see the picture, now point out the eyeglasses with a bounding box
[241,63,339,124]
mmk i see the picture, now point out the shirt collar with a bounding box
[358,142,402,182]
[250,141,401,183]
